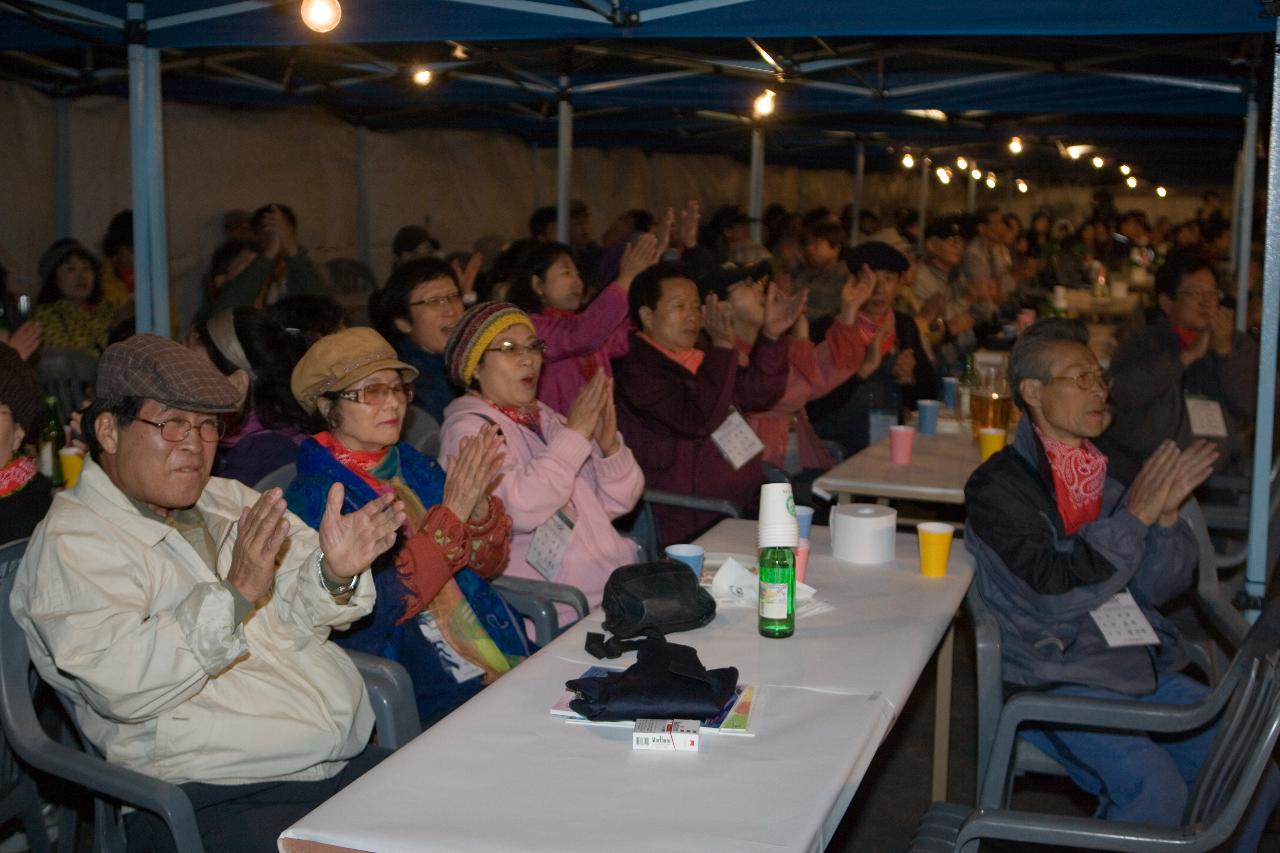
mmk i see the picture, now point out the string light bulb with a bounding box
[936,167,951,185]
[1008,136,1023,154]
[956,156,969,171]
[901,152,915,170]
[752,89,776,118]
[1016,179,1029,194]
[411,66,433,86]
[970,168,982,180]
[1091,156,1105,169]
[300,0,341,33]
[985,172,997,189]
[1126,176,1138,189]
[1066,145,1087,160]
[1119,164,1132,176]
[1156,186,1168,198]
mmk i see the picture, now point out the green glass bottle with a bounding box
[758,546,795,638]
[39,396,64,488]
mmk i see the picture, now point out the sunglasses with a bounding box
[324,382,415,406]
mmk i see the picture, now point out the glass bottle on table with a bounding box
[956,353,975,421]
[39,396,64,488]
[758,545,795,639]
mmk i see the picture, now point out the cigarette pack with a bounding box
[632,719,700,752]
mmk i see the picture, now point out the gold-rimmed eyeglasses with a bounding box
[137,417,226,443]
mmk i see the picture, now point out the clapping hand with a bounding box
[654,207,676,259]
[443,423,505,524]
[1126,441,1180,526]
[702,294,736,348]
[857,321,893,378]
[566,371,609,441]
[451,252,484,300]
[0,321,41,361]
[892,348,917,385]
[320,486,406,579]
[762,282,806,340]
[678,200,701,248]
[839,265,875,325]
[617,233,660,290]
[1158,440,1218,526]
[227,488,293,604]
[1209,305,1234,356]
[593,376,621,456]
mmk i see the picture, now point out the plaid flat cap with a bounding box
[96,334,245,413]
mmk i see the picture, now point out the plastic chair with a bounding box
[621,489,743,563]
[401,406,441,459]
[253,462,297,494]
[0,549,420,853]
[913,598,1280,853]
[32,347,97,422]
[490,576,589,647]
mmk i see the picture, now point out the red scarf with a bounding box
[1172,324,1201,351]
[541,306,599,381]
[485,399,542,436]
[1035,426,1107,536]
[0,456,36,498]
[855,311,896,357]
[313,431,392,494]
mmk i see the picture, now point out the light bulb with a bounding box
[412,66,433,86]
[300,0,341,33]
[985,173,997,189]
[1008,136,1023,154]
[956,156,969,171]
[1016,179,1028,194]
[1126,176,1138,189]
[901,152,915,169]
[1156,186,1168,198]
[935,167,951,185]
[753,89,775,118]
[1066,145,1086,160]
[970,168,982,180]
[1120,164,1132,176]
[1091,156,1104,169]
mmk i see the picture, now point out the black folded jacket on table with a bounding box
[566,637,739,722]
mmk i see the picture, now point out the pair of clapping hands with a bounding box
[229,425,507,603]
[565,371,620,455]
[1126,439,1219,528]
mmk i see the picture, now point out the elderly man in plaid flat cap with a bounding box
[11,334,407,851]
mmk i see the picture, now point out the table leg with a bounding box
[932,621,955,802]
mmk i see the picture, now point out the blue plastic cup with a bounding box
[941,377,958,408]
[795,506,815,541]
[665,544,705,577]
[917,399,941,435]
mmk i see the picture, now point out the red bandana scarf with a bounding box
[1035,426,1108,536]
[485,399,542,437]
[0,456,37,498]
[1172,324,1201,351]
[855,311,896,357]
[313,431,394,494]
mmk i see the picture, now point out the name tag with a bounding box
[527,509,575,581]
[1089,591,1160,648]
[1186,397,1228,438]
[711,409,764,471]
[417,611,486,684]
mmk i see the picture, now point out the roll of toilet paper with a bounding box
[830,503,897,565]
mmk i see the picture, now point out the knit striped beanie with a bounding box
[444,302,535,387]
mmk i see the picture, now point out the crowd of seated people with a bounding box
[0,187,1270,850]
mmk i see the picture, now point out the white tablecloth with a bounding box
[814,430,982,506]
[279,521,973,853]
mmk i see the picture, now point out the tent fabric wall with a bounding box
[0,80,1218,328]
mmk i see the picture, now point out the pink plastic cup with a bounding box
[795,541,810,585]
[889,425,915,465]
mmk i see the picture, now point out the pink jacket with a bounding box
[738,318,867,470]
[532,283,631,416]
[439,394,645,624]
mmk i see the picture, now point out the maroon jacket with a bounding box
[614,332,789,546]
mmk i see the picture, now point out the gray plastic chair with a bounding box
[622,489,743,563]
[491,576,590,647]
[32,347,97,422]
[252,462,297,494]
[0,545,420,853]
[401,406,441,459]
[912,598,1280,853]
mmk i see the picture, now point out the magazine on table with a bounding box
[550,665,757,736]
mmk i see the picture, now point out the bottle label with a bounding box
[759,582,789,620]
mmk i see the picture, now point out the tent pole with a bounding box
[127,1,153,336]
[849,140,864,245]
[53,98,71,239]
[917,157,930,252]
[1235,95,1258,332]
[1245,22,1280,620]
[556,76,572,244]
[749,124,764,244]
[144,46,169,337]
[1230,148,1244,275]
[967,170,977,214]
[355,126,371,269]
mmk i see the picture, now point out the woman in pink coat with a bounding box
[439,302,645,626]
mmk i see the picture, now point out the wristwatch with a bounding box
[315,550,359,598]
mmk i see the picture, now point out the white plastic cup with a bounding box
[758,482,798,548]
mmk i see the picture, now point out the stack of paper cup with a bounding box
[758,482,799,548]
[830,503,896,564]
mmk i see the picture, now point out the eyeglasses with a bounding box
[408,292,463,311]
[1175,288,1223,304]
[1048,371,1112,392]
[485,340,547,357]
[324,382,415,406]
[138,417,226,443]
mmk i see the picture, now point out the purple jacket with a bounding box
[614,332,790,546]
[440,394,645,624]
[532,283,631,416]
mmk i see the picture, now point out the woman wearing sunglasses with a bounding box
[440,303,644,627]
[285,327,529,728]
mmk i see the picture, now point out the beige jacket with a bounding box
[11,459,377,786]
